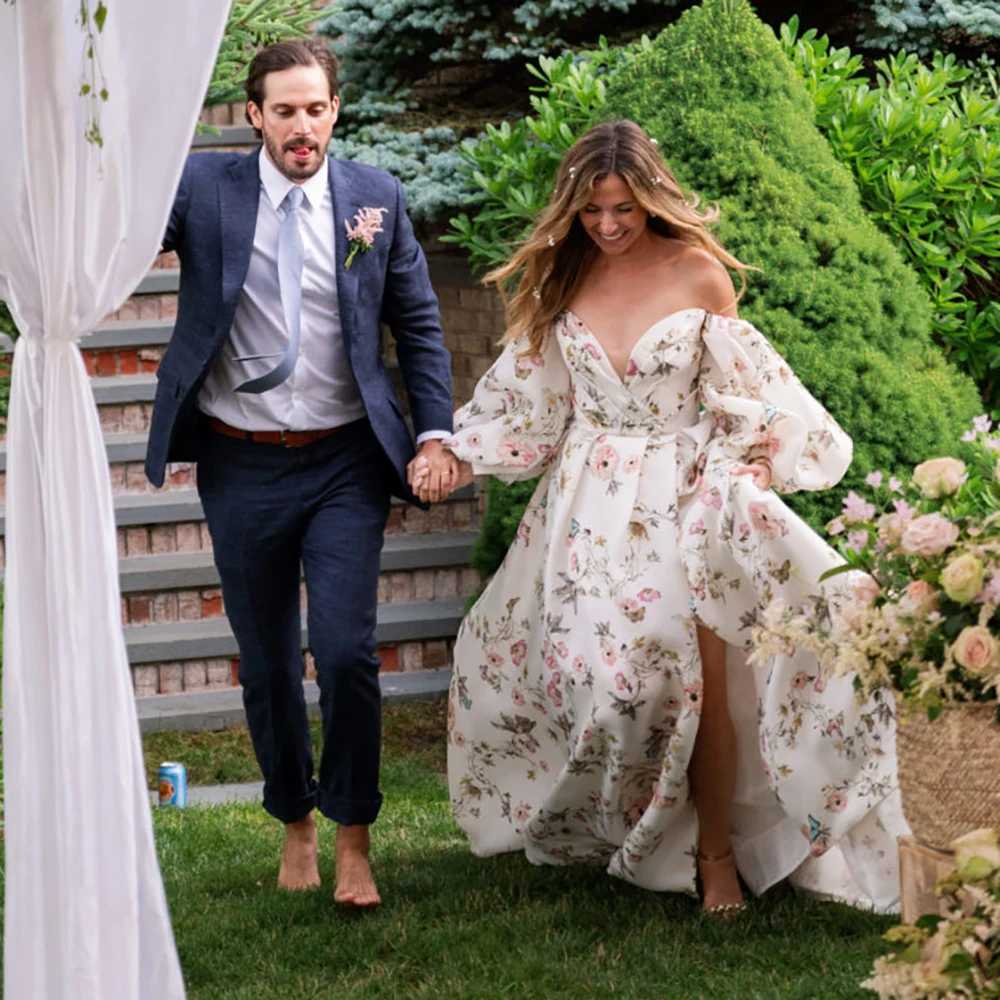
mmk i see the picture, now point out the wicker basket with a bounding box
[895,700,1000,852]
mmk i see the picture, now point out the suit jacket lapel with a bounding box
[219,154,261,306]
[329,158,358,348]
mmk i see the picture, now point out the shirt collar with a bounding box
[258,147,329,212]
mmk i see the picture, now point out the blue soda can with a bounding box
[158,762,187,807]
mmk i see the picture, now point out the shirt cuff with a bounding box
[416,430,452,445]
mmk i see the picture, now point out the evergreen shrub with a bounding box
[455,0,981,582]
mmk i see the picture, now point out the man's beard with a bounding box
[263,129,327,181]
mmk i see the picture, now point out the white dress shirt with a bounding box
[198,148,366,432]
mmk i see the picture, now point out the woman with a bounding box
[412,120,906,913]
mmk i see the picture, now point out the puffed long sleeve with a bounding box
[447,330,573,483]
[698,314,852,493]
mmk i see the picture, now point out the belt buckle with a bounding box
[279,428,290,447]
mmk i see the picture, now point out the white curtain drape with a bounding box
[0,2,230,996]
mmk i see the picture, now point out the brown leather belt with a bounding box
[208,416,341,448]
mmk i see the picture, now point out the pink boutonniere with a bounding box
[344,206,388,269]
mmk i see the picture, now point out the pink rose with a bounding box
[452,731,467,748]
[912,457,967,499]
[899,513,959,557]
[638,588,662,603]
[854,576,880,604]
[512,689,526,706]
[791,671,811,690]
[952,625,998,675]
[899,580,938,617]
[510,639,527,665]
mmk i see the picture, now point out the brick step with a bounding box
[82,320,171,378]
[125,597,464,696]
[0,433,193,501]
[119,530,479,593]
[0,484,479,567]
[117,531,481,625]
[132,635,455,699]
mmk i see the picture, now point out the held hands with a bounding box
[732,459,773,491]
[406,440,472,503]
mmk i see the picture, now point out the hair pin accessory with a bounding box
[652,176,663,185]
[532,287,542,299]
[547,235,555,247]
[568,166,577,177]
[650,138,659,146]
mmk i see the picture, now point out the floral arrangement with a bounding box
[344,206,387,269]
[751,417,1000,719]
[863,828,1000,1000]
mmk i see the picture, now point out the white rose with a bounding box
[951,828,1000,873]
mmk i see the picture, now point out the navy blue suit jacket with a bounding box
[145,151,454,501]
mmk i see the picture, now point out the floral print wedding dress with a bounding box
[445,308,907,911]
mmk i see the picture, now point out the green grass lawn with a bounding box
[6,701,893,999]
[143,701,891,1000]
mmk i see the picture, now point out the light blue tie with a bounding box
[235,185,305,394]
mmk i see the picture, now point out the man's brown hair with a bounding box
[245,39,340,138]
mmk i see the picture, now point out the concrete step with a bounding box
[124,597,465,665]
[137,668,450,733]
[190,124,259,150]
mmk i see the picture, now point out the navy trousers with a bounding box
[197,418,392,826]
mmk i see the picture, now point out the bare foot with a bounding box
[698,848,746,917]
[277,813,321,891]
[334,824,381,908]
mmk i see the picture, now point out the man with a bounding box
[147,39,456,906]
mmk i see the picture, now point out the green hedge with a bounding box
[463,0,981,582]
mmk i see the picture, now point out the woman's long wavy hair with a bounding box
[485,119,753,357]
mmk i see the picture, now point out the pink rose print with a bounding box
[826,792,847,813]
[512,689,526,706]
[684,681,703,713]
[688,518,707,536]
[737,522,752,543]
[510,640,527,665]
[600,641,617,666]
[638,588,662,603]
[652,791,677,810]
[590,444,620,480]
[614,672,628,691]
[498,440,538,467]
[622,455,640,474]
[697,486,724,511]
[547,672,563,707]
[466,432,482,448]
[619,598,646,623]
[791,671,811,691]
[625,359,639,378]
[663,695,681,712]
[582,342,602,360]
[539,760,550,772]
[572,655,586,674]
[513,803,531,824]
[556,642,569,659]
[813,677,827,693]
[748,501,788,540]
[518,521,531,543]
[486,653,505,668]
[452,731,468,748]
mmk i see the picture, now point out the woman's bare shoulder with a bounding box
[667,244,738,317]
